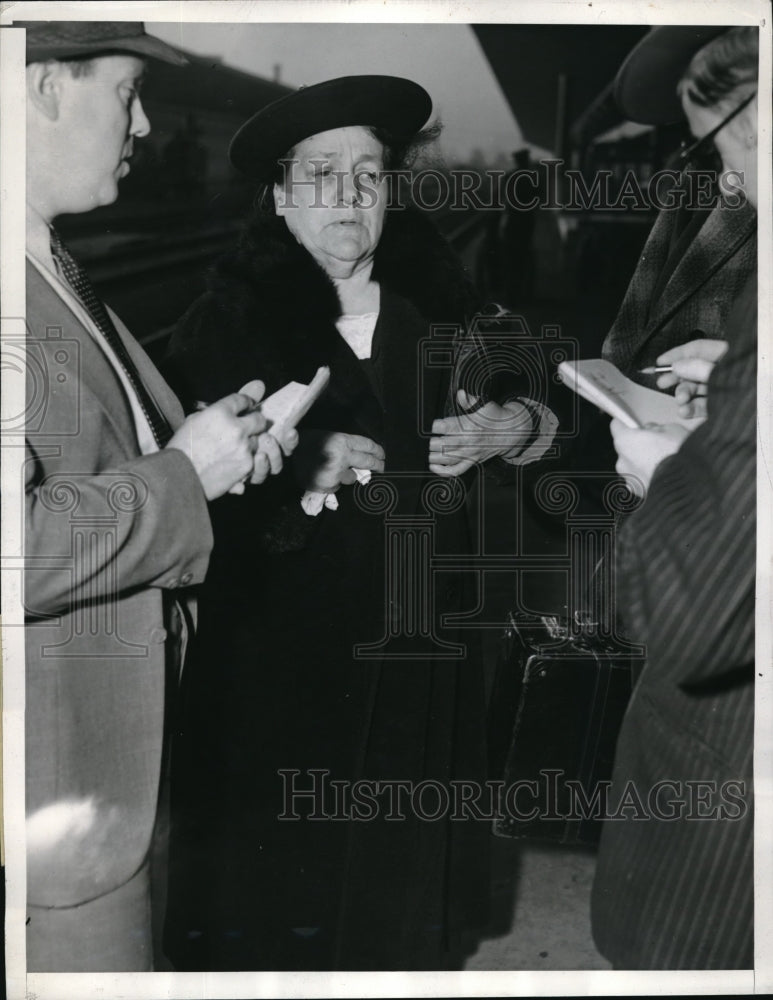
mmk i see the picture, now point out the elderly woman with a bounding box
[163,76,552,971]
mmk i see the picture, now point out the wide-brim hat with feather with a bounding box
[22,20,187,66]
[229,75,432,180]
[614,25,730,124]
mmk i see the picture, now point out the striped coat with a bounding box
[591,274,756,969]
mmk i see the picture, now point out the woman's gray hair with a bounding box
[678,27,758,109]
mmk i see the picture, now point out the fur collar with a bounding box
[207,205,479,333]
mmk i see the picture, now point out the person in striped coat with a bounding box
[591,28,758,967]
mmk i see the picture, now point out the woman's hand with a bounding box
[294,430,385,492]
[655,339,729,419]
[429,390,534,477]
[610,418,691,498]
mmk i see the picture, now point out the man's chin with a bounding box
[90,181,121,211]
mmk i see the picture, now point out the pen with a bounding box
[639,365,673,375]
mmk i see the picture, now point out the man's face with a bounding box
[55,54,150,212]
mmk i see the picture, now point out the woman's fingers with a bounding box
[430,459,472,477]
[348,450,385,473]
[431,416,464,436]
[344,435,385,462]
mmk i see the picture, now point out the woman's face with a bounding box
[680,90,758,209]
[273,125,388,278]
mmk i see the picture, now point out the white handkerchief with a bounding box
[300,468,373,517]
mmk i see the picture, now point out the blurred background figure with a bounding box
[502,148,547,304]
[162,113,209,198]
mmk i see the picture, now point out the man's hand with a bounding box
[166,386,268,500]
[429,390,534,477]
[294,431,385,492]
[655,339,729,419]
[610,418,691,498]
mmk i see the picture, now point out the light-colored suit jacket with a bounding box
[24,261,213,908]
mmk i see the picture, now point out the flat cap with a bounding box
[229,75,432,180]
[21,20,187,67]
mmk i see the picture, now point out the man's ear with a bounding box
[27,61,64,121]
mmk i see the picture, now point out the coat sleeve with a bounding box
[24,446,213,619]
[449,307,559,478]
[615,278,757,686]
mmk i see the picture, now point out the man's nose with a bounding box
[130,95,151,139]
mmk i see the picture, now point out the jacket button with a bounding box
[180,572,193,586]
[149,627,167,644]
[166,577,179,588]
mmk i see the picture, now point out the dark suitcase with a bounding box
[488,611,644,846]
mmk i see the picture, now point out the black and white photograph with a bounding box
[0,1,771,996]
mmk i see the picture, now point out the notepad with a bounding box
[557,359,705,430]
[255,365,330,433]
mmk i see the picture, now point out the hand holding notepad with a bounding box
[557,359,705,431]
[220,366,330,494]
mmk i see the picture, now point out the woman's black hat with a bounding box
[229,75,432,179]
[614,26,730,124]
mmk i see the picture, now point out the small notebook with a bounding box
[557,359,705,430]
[255,366,330,433]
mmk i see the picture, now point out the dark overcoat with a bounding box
[591,275,756,969]
[162,207,491,971]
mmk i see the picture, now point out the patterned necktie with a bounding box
[50,227,174,448]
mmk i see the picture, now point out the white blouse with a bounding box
[335,312,379,360]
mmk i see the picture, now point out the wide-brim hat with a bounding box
[614,25,730,124]
[229,75,432,180]
[21,20,188,66]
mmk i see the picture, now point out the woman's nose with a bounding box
[338,171,361,206]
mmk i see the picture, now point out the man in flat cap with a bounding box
[20,21,286,971]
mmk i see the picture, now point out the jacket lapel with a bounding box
[645,201,756,334]
[111,306,186,430]
[26,263,140,455]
